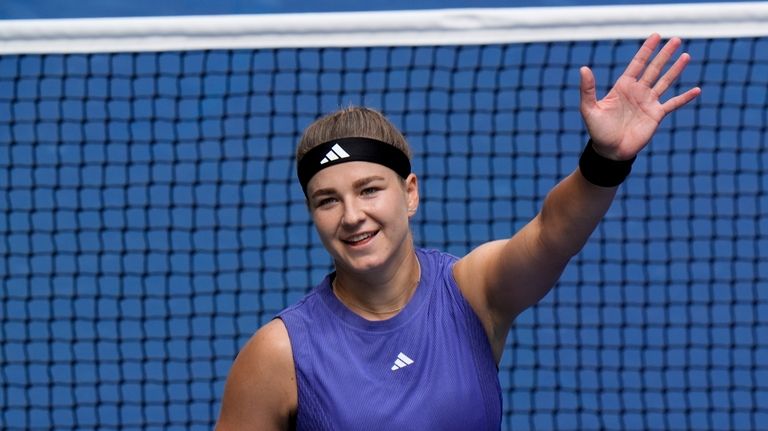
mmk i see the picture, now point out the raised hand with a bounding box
[579,33,701,161]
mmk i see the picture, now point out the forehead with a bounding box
[306,161,396,192]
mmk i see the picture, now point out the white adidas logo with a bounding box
[320,143,350,165]
[390,352,414,371]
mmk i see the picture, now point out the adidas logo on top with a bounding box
[391,352,414,371]
[320,143,350,164]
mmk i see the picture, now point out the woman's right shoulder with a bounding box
[243,318,293,361]
[215,319,297,430]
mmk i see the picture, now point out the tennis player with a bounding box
[216,33,700,430]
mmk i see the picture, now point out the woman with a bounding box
[216,33,701,430]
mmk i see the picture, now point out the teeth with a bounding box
[348,232,373,242]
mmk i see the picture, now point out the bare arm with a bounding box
[216,319,297,431]
[455,33,701,362]
[455,169,617,361]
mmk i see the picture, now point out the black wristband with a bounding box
[578,140,636,187]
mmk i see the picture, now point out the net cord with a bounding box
[2,2,768,54]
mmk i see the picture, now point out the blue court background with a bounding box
[2,1,767,431]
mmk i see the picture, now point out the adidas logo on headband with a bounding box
[320,143,350,164]
[297,137,411,196]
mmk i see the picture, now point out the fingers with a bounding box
[627,33,695,100]
[638,36,682,87]
[653,52,690,95]
[622,33,662,79]
[661,86,702,114]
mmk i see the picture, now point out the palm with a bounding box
[580,34,701,160]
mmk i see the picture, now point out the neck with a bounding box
[332,251,421,319]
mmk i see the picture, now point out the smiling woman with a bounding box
[217,108,505,431]
[2,4,767,431]
[215,27,703,428]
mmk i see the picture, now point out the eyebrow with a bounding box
[310,175,387,199]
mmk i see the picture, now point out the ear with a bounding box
[404,173,419,217]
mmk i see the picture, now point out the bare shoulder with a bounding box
[454,238,532,362]
[246,318,294,361]
[216,318,297,431]
[453,239,508,304]
[453,241,507,323]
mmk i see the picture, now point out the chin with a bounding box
[335,249,391,274]
[343,255,385,273]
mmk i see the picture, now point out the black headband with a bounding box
[297,137,411,196]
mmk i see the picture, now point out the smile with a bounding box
[343,231,378,245]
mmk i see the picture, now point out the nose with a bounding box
[341,200,366,227]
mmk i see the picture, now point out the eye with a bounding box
[315,196,337,208]
[361,186,380,196]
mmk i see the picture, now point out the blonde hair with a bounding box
[296,106,412,162]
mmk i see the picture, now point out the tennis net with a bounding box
[2,3,768,430]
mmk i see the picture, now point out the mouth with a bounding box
[342,230,379,246]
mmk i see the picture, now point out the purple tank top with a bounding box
[278,248,502,430]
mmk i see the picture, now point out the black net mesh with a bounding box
[2,38,767,430]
